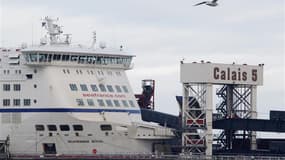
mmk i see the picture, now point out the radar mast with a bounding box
[41,17,71,45]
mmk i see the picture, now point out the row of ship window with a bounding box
[3,84,21,91]
[1,98,136,107]
[76,99,136,107]
[35,124,112,132]
[63,69,122,76]
[24,53,132,67]
[2,99,33,106]
[2,69,22,75]
[70,84,129,93]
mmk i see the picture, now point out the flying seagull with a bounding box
[194,0,218,7]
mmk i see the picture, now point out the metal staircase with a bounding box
[0,136,10,160]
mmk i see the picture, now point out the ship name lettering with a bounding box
[68,140,90,143]
[91,140,104,143]
[82,93,126,98]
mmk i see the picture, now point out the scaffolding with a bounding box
[216,84,257,150]
[181,83,213,157]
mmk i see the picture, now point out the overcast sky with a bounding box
[0,0,284,119]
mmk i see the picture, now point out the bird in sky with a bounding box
[194,0,218,7]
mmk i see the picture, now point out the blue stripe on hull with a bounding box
[0,108,141,114]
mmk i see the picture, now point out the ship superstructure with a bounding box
[0,17,174,157]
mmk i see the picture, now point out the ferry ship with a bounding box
[0,17,174,158]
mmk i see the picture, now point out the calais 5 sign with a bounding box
[213,67,258,82]
[180,63,263,85]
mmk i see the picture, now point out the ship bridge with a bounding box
[21,47,134,69]
[20,16,134,69]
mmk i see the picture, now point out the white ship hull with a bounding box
[1,113,151,155]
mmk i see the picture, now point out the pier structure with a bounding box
[180,62,263,157]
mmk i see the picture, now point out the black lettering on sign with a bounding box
[221,70,226,80]
[242,72,247,81]
[227,68,230,80]
[238,68,241,81]
[232,71,237,80]
[214,67,219,79]
[252,69,257,81]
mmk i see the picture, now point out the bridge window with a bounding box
[73,124,83,131]
[87,56,96,64]
[30,53,38,62]
[39,54,48,62]
[70,55,78,62]
[53,54,61,61]
[62,55,70,61]
[48,54,52,62]
[78,56,87,64]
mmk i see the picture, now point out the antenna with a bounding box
[41,16,70,45]
[90,31,96,49]
[63,34,72,44]
[32,19,34,46]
